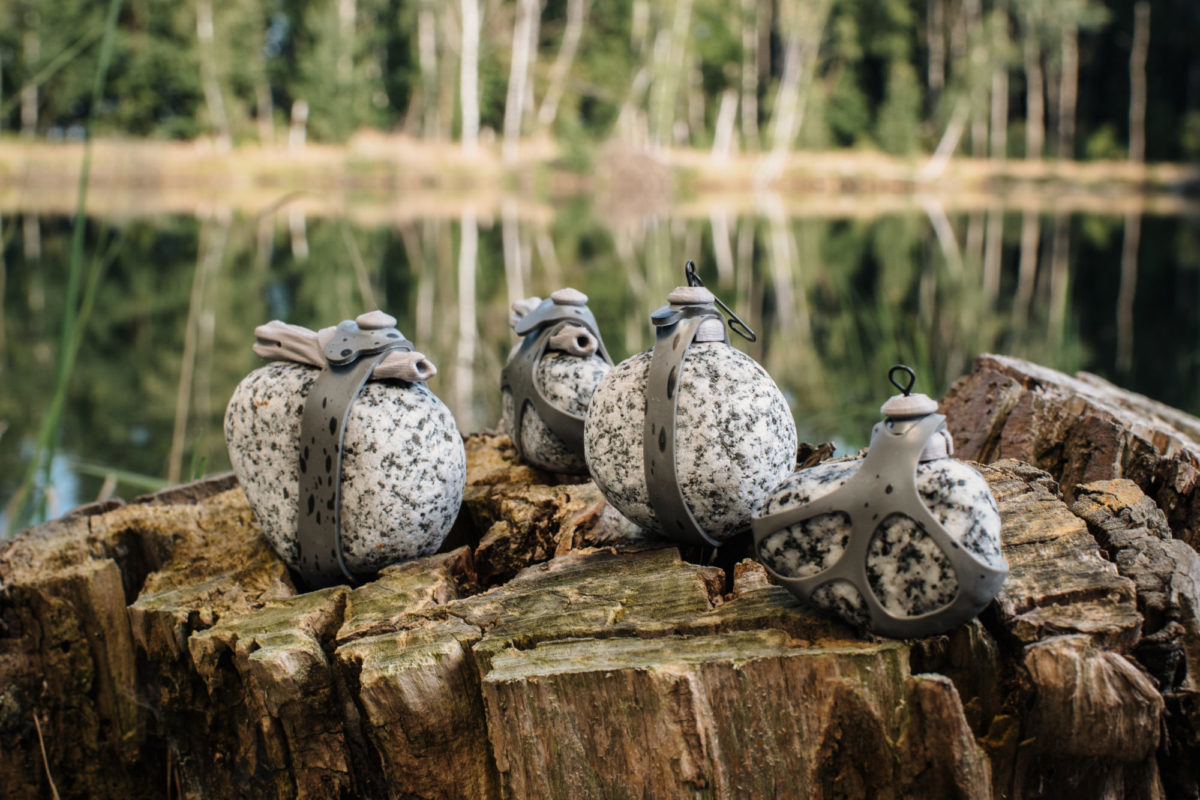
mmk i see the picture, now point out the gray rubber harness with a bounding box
[751,412,1008,638]
[644,261,756,548]
[500,298,610,458]
[296,319,414,586]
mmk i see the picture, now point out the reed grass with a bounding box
[4,0,125,535]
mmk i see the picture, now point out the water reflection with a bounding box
[2,200,1197,530]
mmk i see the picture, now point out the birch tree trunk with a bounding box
[1023,37,1044,160]
[989,5,1009,159]
[415,0,439,139]
[739,0,761,151]
[1056,24,1079,160]
[649,0,693,149]
[460,0,481,155]
[20,23,38,138]
[196,0,232,149]
[927,0,946,108]
[503,0,541,164]
[536,0,587,134]
[1128,2,1150,164]
[761,0,831,179]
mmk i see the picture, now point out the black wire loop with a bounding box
[683,260,757,342]
[889,364,917,396]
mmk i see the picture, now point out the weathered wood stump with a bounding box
[2,401,1200,798]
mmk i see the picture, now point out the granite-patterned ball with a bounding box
[502,350,610,473]
[225,361,465,577]
[757,456,1004,627]
[584,342,797,541]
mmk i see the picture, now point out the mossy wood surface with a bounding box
[2,421,1199,798]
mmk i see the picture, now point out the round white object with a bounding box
[584,342,797,542]
[225,362,465,579]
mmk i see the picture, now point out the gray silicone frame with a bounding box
[296,319,414,586]
[500,298,611,460]
[751,413,1008,638]
[643,303,729,548]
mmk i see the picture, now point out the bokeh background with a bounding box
[1,0,1197,532]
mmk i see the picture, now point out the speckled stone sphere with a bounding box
[757,456,1004,627]
[502,351,610,473]
[584,342,798,541]
[225,361,465,577]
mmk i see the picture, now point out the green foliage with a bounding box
[875,60,922,155]
[0,0,1195,155]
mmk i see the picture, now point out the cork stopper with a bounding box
[355,310,397,330]
[667,285,715,305]
[880,392,939,418]
[550,287,588,306]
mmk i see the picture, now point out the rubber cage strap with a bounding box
[500,299,611,459]
[296,320,414,586]
[751,413,1008,638]
[644,303,729,548]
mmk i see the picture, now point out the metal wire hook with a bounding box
[889,364,917,396]
[683,260,757,342]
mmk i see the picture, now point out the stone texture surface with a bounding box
[3,432,1199,799]
[757,456,1004,626]
[942,352,1200,547]
[501,350,610,474]
[584,342,797,542]
[225,361,466,578]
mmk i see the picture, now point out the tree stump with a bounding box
[2,424,1199,798]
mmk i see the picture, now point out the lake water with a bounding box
[2,198,1198,531]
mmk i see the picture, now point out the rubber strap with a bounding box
[501,299,611,460]
[296,320,413,586]
[751,413,1008,638]
[644,304,728,547]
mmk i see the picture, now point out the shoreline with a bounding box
[2,134,1197,222]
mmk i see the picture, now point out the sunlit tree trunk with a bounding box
[503,0,541,163]
[711,89,738,162]
[20,21,38,138]
[650,0,693,149]
[739,0,761,150]
[927,0,946,108]
[1128,2,1150,163]
[989,5,1009,159]
[412,1,439,138]
[460,0,481,155]
[537,0,587,134]
[196,0,232,149]
[1023,37,1044,160]
[1056,24,1078,159]
[761,0,831,178]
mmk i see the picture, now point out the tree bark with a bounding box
[9,377,1200,797]
[739,0,761,151]
[943,353,1200,546]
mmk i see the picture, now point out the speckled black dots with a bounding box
[225,361,465,577]
[584,342,797,541]
[757,456,1005,626]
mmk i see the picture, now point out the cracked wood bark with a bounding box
[942,353,1200,547]
[2,432,1199,798]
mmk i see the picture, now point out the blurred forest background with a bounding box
[1,0,1198,532]
[0,0,1197,160]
